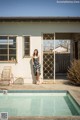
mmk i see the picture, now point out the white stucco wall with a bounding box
[0,35,42,83]
[0,21,80,83]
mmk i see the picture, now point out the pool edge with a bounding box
[9,116,80,120]
[0,90,80,119]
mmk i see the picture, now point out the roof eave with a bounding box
[0,16,80,22]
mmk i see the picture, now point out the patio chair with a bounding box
[0,66,13,85]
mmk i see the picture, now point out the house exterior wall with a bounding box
[0,22,80,83]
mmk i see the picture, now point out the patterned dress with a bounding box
[33,57,41,76]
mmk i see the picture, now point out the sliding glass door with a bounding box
[55,39,71,80]
[43,33,80,81]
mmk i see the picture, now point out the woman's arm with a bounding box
[32,56,34,65]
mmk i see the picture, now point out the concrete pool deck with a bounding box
[0,80,80,120]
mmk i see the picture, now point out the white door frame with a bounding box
[54,33,56,83]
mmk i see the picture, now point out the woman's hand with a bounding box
[32,62,34,65]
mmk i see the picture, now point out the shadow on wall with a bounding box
[30,59,36,84]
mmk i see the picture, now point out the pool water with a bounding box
[0,91,80,117]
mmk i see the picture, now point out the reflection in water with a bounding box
[43,39,70,53]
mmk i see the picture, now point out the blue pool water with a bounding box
[0,90,80,117]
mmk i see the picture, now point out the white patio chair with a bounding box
[0,66,13,85]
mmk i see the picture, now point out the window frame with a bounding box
[0,35,17,63]
[23,36,30,57]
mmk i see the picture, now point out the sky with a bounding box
[0,0,80,17]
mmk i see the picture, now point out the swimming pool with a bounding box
[0,90,80,117]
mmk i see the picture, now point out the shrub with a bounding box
[67,60,80,86]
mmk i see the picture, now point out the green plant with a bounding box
[67,59,80,86]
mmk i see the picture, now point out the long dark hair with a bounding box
[33,49,38,56]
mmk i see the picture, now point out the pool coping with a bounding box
[8,116,80,120]
[0,90,68,93]
[0,90,80,120]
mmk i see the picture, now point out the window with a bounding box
[0,36,16,62]
[24,36,30,56]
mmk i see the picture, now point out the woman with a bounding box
[32,49,41,84]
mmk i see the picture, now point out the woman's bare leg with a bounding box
[36,71,40,84]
